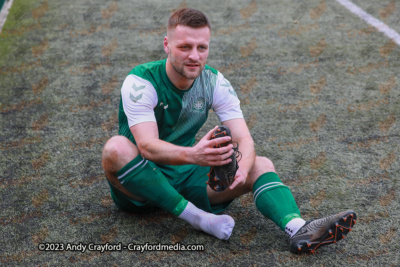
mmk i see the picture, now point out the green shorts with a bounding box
[108,155,233,214]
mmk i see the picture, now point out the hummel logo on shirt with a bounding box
[228,88,237,97]
[129,92,143,103]
[160,102,169,109]
[221,80,231,87]
[132,83,146,92]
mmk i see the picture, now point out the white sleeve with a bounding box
[212,72,244,122]
[121,74,158,127]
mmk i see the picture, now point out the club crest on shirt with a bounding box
[192,98,205,113]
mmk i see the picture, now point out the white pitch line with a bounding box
[0,0,14,34]
[335,0,400,46]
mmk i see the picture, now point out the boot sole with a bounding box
[293,210,357,254]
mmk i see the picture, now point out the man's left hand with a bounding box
[228,169,247,190]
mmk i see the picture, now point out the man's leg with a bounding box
[208,156,356,253]
[102,135,185,213]
[102,135,234,240]
[208,156,303,230]
[248,157,303,232]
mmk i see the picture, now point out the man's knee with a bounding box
[254,156,276,173]
[248,156,276,187]
[102,135,139,173]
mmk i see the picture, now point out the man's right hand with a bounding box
[189,126,234,166]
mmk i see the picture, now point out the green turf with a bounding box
[1,0,399,266]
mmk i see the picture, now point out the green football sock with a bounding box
[116,155,188,216]
[253,172,302,230]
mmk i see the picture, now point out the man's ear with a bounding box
[163,36,169,54]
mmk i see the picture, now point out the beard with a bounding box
[169,52,204,80]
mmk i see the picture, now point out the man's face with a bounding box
[164,25,210,81]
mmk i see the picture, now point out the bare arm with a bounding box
[222,118,256,178]
[131,122,234,166]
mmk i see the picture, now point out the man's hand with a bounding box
[228,168,246,190]
[190,126,235,166]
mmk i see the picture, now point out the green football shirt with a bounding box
[118,59,243,178]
